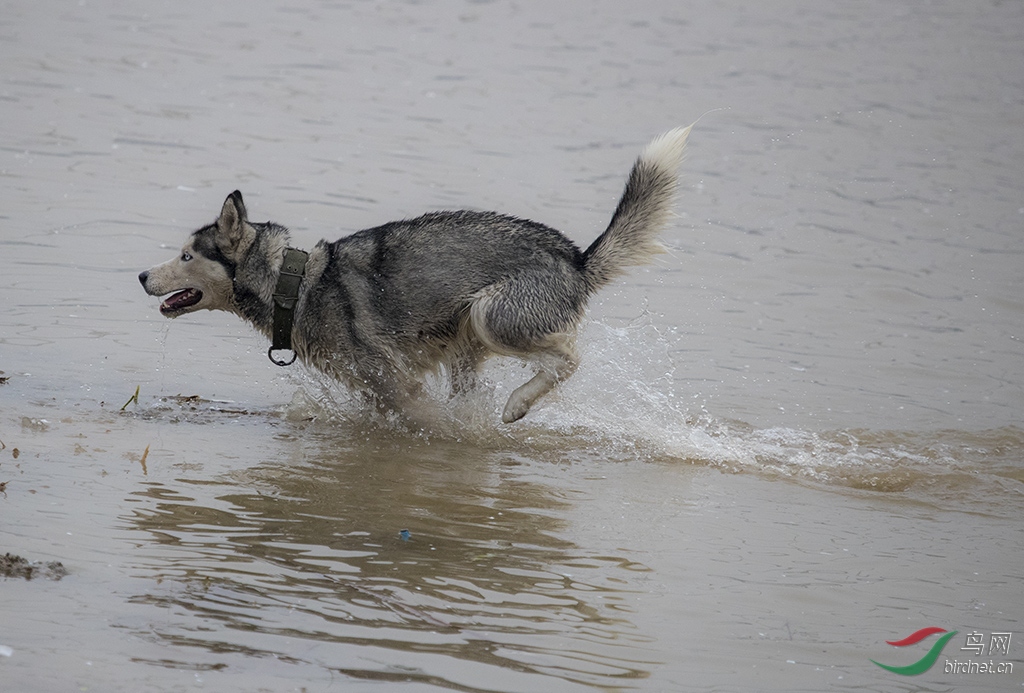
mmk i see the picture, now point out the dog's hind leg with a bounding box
[500,339,578,423]
[469,274,586,423]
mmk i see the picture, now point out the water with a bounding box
[2,1,1022,691]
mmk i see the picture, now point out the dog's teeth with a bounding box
[159,288,202,314]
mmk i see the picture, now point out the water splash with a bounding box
[279,317,1022,512]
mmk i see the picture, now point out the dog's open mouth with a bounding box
[159,288,203,315]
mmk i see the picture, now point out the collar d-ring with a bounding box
[268,347,298,367]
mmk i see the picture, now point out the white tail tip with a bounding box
[640,125,692,171]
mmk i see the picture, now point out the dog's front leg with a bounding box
[363,372,412,416]
[360,367,440,429]
[448,344,486,398]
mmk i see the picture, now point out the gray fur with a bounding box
[139,126,691,423]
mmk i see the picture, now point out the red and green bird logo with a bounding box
[871,627,958,676]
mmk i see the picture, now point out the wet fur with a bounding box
[140,126,691,423]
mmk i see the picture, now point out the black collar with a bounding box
[267,247,308,366]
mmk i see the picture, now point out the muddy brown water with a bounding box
[2,1,1022,691]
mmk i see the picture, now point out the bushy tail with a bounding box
[582,125,691,291]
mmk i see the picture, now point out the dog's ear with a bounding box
[216,190,248,250]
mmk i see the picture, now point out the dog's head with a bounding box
[139,191,254,318]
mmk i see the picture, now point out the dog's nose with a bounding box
[138,270,149,287]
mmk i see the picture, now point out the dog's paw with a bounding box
[501,398,530,424]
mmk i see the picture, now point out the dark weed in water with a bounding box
[0,553,68,581]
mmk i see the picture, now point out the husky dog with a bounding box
[139,126,691,423]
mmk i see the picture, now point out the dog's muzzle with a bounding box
[139,270,203,316]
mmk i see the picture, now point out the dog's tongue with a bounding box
[160,288,202,314]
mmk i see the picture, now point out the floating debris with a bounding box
[0,553,67,581]
[166,394,204,404]
[399,529,411,541]
[20,417,48,432]
[160,394,252,416]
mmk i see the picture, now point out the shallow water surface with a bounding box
[2,1,1023,691]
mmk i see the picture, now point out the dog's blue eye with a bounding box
[182,252,192,262]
